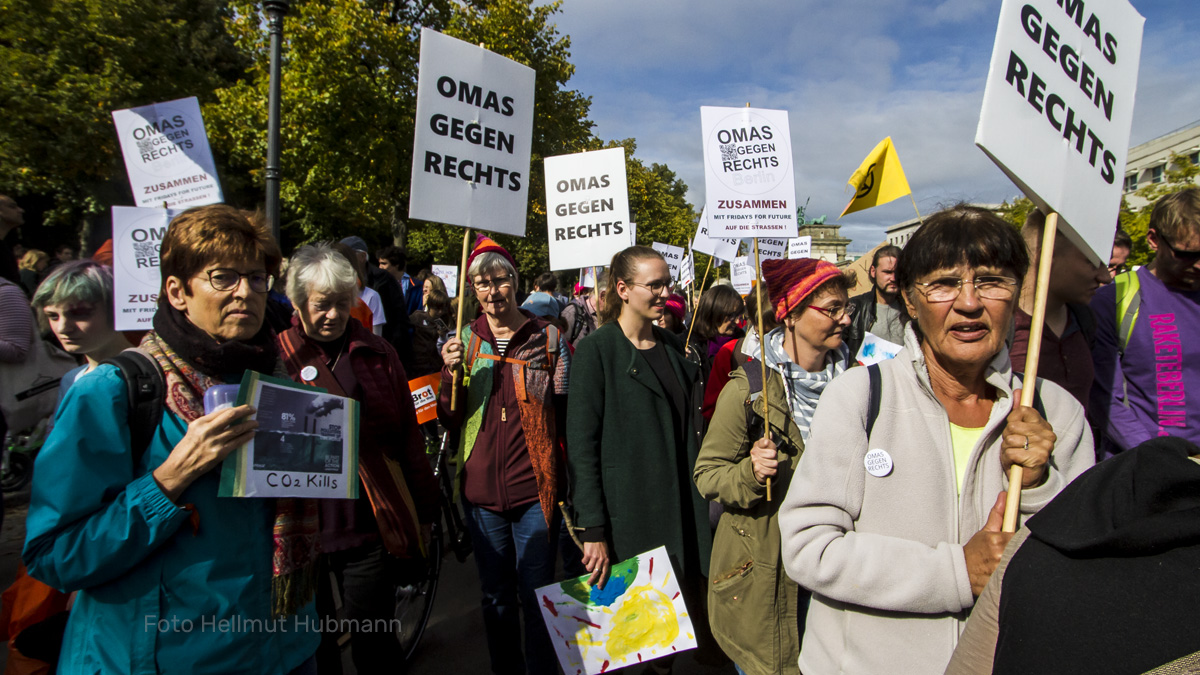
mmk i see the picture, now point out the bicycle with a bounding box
[393,427,472,663]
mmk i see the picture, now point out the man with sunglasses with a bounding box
[1090,187,1200,457]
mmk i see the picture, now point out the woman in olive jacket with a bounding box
[694,258,856,675]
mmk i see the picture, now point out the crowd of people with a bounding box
[0,188,1197,674]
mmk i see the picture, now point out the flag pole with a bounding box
[909,194,923,221]
[450,228,471,411]
[683,256,714,348]
[753,237,772,502]
[1002,212,1057,532]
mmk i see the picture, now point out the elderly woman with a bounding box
[33,260,132,387]
[438,235,571,675]
[275,243,438,674]
[778,205,1094,674]
[23,205,321,674]
[695,258,855,675]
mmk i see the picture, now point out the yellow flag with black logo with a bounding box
[840,137,912,217]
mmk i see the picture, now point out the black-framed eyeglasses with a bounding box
[204,268,272,293]
[913,275,1019,302]
[630,279,672,295]
[806,303,856,321]
[1155,229,1200,263]
[473,275,514,293]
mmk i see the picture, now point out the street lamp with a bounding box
[264,0,290,244]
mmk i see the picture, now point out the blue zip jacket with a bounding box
[23,365,319,674]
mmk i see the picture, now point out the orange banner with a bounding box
[408,373,442,425]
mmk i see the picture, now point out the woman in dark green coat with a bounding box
[565,245,713,597]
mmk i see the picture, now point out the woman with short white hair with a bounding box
[277,242,439,674]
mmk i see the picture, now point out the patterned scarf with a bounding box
[762,326,848,441]
[143,305,319,617]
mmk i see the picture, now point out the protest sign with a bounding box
[112,206,182,330]
[976,0,1143,264]
[788,235,813,259]
[753,237,787,261]
[730,256,753,295]
[700,106,798,238]
[691,208,740,260]
[545,147,631,270]
[432,264,458,298]
[651,242,685,280]
[580,267,598,289]
[408,373,441,425]
[409,28,535,236]
[856,333,904,366]
[219,372,359,499]
[680,250,696,288]
[629,221,637,246]
[111,97,223,208]
[537,546,696,675]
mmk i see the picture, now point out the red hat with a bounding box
[761,257,841,318]
[466,234,516,274]
[664,293,686,321]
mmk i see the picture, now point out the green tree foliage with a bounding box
[0,0,246,230]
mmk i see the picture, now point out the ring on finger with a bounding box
[1022,435,1029,451]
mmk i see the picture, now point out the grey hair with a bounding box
[286,243,360,308]
[467,251,517,284]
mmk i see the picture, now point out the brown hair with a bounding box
[1150,187,1200,244]
[160,205,281,291]
[599,245,663,326]
[788,271,857,319]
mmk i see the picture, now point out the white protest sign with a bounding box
[856,332,904,366]
[730,256,753,295]
[112,206,183,330]
[680,250,696,287]
[652,242,685,280]
[691,208,740,260]
[409,28,535,236]
[751,237,787,261]
[545,147,631,270]
[579,267,597,289]
[111,97,223,208]
[976,0,1143,264]
[629,221,637,246]
[700,106,798,238]
[432,264,458,298]
[788,235,813,259]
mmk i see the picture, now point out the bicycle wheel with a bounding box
[395,522,443,663]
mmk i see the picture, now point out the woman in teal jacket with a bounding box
[23,206,319,674]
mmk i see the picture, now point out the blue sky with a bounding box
[546,0,1200,252]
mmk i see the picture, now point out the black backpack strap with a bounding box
[742,357,767,441]
[866,364,882,441]
[104,349,164,467]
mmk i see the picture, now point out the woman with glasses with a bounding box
[24,205,323,674]
[566,245,717,673]
[777,205,1093,675]
[438,235,571,675]
[694,258,855,675]
[688,284,746,385]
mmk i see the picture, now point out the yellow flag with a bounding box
[839,137,912,218]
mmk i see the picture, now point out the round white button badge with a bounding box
[864,449,894,477]
[300,366,318,382]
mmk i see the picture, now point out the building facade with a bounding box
[1122,120,1200,210]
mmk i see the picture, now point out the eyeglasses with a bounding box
[806,303,856,321]
[913,275,1018,303]
[473,275,514,293]
[629,279,673,295]
[1155,230,1200,263]
[204,268,272,293]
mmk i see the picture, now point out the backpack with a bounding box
[103,348,165,466]
[463,324,562,376]
[563,300,595,345]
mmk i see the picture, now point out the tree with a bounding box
[0,0,245,240]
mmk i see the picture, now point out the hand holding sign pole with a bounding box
[975,0,1143,530]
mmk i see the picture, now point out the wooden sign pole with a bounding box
[753,237,772,502]
[450,228,471,411]
[682,256,714,348]
[1002,212,1058,532]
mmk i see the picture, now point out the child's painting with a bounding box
[536,546,696,674]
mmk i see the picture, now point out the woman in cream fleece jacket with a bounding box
[778,206,1094,675]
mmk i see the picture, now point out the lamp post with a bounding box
[264,0,289,243]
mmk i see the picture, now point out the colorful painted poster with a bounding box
[856,332,904,366]
[536,546,696,674]
[432,264,459,298]
[218,371,359,499]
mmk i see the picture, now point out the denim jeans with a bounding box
[461,498,560,675]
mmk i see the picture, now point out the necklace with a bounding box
[327,333,350,372]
